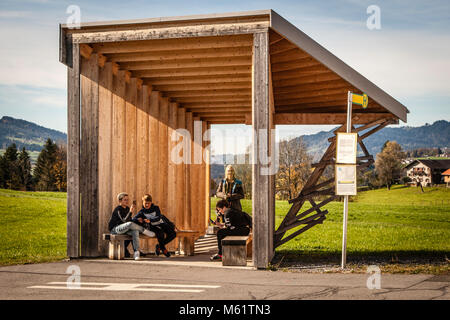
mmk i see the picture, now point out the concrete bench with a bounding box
[221,233,252,266]
[103,230,198,260]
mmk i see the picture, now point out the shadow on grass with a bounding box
[272,249,450,267]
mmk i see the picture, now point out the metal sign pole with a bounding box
[341,91,352,269]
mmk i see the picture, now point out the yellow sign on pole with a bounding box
[352,93,368,108]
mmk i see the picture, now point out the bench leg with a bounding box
[117,240,125,260]
[109,242,116,260]
[179,237,194,256]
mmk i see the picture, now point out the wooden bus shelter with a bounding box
[59,10,408,269]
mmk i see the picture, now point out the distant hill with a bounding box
[298,120,450,161]
[0,116,67,152]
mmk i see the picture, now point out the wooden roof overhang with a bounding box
[60,10,409,125]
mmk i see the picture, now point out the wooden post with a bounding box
[167,102,178,225]
[98,61,113,255]
[80,53,99,257]
[67,42,80,258]
[149,91,160,202]
[125,78,138,204]
[203,121,210,233]
[252,31,274,269]
[158,97,169,214]
[176,108,186,230]
[185,111,193,230]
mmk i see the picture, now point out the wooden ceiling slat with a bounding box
[274,86,354,100]
[132,66,251,78]
[145,74,251,85]
[175,97,251,103]
[270,48,310,64]
[105,46,252,62]
[274,74,342,90]
[167,89,250,98]
[271,57,321,73]
[153,82,251,92]
[92,34,253,54]
[120,56,251,71]
[269,39,297,55]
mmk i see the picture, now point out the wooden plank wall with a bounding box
[79,54,209,256]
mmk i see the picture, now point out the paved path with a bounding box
[1,259,448,300]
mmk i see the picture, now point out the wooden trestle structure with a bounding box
[59,10,408,268]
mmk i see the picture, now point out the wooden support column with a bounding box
[192,116,202,233]
[112,70,127,201]
[252,31,274,269]
[149,91,160,202]
[167,102,178,224]
[125,78,138,203]
[136,85,149,200]
[185,111,193,230]
[202,121,210,233]
[80,53,99,257]
[98,61,113,255]
[176,108,186,230]
[158,97,169,214]
[67,42,80,258]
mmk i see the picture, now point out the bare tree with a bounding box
[276,137,311,200]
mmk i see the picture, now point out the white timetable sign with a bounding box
[336,133,357,164]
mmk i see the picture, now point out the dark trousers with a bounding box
[217,226,250,255]
[149,224,176,250]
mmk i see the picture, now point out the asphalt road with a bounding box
[1,259,448,301]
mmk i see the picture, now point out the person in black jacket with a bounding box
[108,192,155,260]
[133,194,176,257]
[210,199,252,261]
[216,165,245,211]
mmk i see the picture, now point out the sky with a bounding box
[0,0,449,155]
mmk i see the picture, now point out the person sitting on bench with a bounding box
[133,194,176,258]
[108,192,155,260]
[210,199,252,261]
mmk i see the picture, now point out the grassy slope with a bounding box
[1,186,449,272]
[0,189,66,265]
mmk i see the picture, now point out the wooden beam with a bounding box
[144,74,251,85]
[166,89,250,98]
[175,97,251,103]
[80,53,99,257]
[67,42,80,258]
[176,107,186,230]
[71,22,268,44]
[132,65,251,78]
[152,82,251,92]
[270,48,310,64]
[252,31,273,269]
[119,56,251,71]
[92,34,253,54]
[273,112,396,125]
[149,90,160,203]
[274,86,353,101]
[105,46,252,62]
[98,61,114,255]
[273,73,341,88]
[269,38,297,55]
[271,57,321,73]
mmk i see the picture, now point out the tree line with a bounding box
[0,138,67,191]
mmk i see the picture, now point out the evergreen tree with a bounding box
[33,138,58,191]
[1,144,21,189]
[17,147,33,191]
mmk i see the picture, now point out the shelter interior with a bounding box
[60,10,408,268]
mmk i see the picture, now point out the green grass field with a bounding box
[1,186,449,273]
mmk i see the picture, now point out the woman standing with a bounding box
[216,165,245,211]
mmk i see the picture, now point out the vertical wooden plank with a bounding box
[158,97,169,214]
[185,111,193,230]
[98,61,113,255]
[204,122,211,232]
[167,102,178,223]
[67,42,80,258]
[192,116,201,233]
[125,78,138,204]
[201,120,209,234]
[80,53,99,257]
[149,91,160,202]
[176,108,186,230]
[136,84,149,203]
[252,31,272,269]
[112,70,127,200]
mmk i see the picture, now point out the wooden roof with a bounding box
[60,10,409,125]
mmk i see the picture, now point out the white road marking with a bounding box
[28,281,221,293]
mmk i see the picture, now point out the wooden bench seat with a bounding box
[103,230,198,260]
[221,233,252,266]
